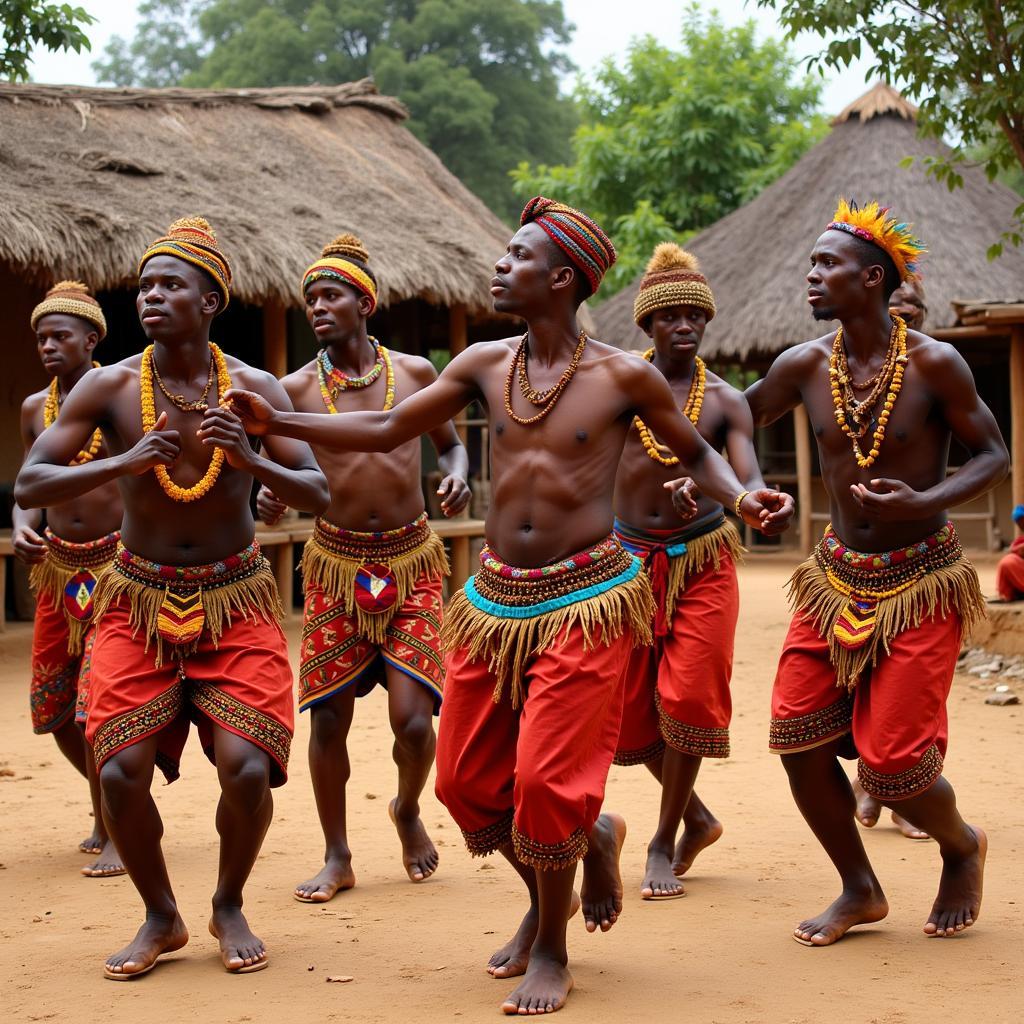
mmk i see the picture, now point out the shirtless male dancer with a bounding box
[13,281,124,877]
[612,245,792,900]
[256,232,470,898]
[853,276,929,840]
[226,197,791,1014]
[746,199,1007,946]
[16,217,328,979]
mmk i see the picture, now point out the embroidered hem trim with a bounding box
[616,518,744,629]
[768,693,854,753]
[612,738,666,767]
[91,542,283,666]
[191,682,290,782]
[788,525,985,690]
[512,823,590,871]
[442,537,654,707]
[858,744,943,801]
[92,685,183,777]
[301,515,448,645]
[655,692,730,757]
[30,529,121,654]
[462,810,515,857]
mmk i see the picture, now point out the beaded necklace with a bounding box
[44,362,103,465]
[633,350,706,466]
[151,350,215,412]
[316,339,395,414]
[503,330,587,426]
[829,315,907,469]
[140,342,232,502]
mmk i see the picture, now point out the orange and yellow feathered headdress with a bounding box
[826,199,926,282]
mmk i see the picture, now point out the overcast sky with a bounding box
[28,0,876,116]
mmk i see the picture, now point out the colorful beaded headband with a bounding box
[139,216,232,312]
[302,233,377,315]
[31,280,107,338]
[633,243,715,325]
[826,198,926,283]
[520,195,616,296]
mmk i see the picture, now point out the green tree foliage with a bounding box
[2,1,94,81]
[93,0,578,220]
[757,0,1024,256]
[512,9,827,296]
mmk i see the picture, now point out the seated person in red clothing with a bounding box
[995,504,1024,601]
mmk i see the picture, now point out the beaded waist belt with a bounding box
[96,540,279,655]
[31,528,121,642]
[814,522,962,651]
[312,512,432,562]
[466,535,640,617]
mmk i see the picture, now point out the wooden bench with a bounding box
[256,517,487,613]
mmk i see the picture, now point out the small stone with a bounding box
[326,975,354,983]
[32,916,42,923]
[995,684,1011,692]
[985,692,1020,706]
[308,964,316,971]
[364,793,377,800]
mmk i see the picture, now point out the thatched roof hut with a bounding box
[594,83,1024,360]
[0,78,511,311]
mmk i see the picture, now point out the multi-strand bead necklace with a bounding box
[633,350,706,466]
[44,362,103,465]
[316,338,395,413]
[503,330,587,426]
[829,314,907,469]
[140,342,231,503]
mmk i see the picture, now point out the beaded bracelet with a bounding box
[733,490,750,518]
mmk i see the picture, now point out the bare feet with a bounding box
[293,856,355,903]
[582,813,626,933]
[388,798,439,882]
[892,812,930,841]
[488,894,581,979]
[209,905,268,973]
[79,829,104,855]
[924,826,987,937]
[793,887,889,946]
[853,780,881,828]
[641,848,685,900]
[81,838,126,878]
[501,953,573,1015]
[103,912,189,980]
[672,815,724,878]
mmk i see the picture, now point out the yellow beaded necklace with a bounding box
[633,350,706,466]
[829,315,907,469]
[317,340,395,414]
[44,362,103,466]
[140,342,232,502]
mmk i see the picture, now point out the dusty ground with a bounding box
[2,556,1022,1023]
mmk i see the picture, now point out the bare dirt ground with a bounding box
[2,556,1021,1023]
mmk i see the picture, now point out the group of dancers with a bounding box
[13,195,1005,1014]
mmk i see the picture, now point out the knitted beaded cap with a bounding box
[633,244,715,326]
[301,232,378,315]
[520,196,616,296]
[31,280,107,339]
[825,198,927,283]
[138,216,233,312]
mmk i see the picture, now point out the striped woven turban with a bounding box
[301,233,378,316]
[139,216,232,312]
[31,280,107,339]
[520,196,616,296]
[633,243,715,326]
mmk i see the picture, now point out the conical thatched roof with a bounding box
[0,79,512,312]
[594,83,1024,358]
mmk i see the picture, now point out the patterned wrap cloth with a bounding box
[436,535,653,871]
[29,528,120,733]
[769,522,985,800]
[298,513,448,713]
[85,541,292,785]
[612,515,743,764]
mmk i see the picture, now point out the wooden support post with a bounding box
[794,404,813,555]
[1011,327,1024,507]
[449,304,468,445]
[450,537,470,591]
[274,542,295,614]
[263,299,288,379]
